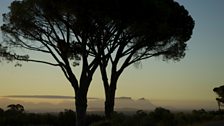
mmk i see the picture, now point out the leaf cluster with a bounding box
[1,0,194,66]
[76,0,195,61]
[213,85,224,105]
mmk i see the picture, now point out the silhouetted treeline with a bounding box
[0,106,224,126]
[0,106,104,126]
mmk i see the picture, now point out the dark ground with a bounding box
[204,120,224,126]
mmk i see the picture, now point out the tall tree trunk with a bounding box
[73,78,90,126]
[71,64,95,126]
[100,59,122,119]
[75,93,87,126]
[104,74,118,119]
[105,87,116,118]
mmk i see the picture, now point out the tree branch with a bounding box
[20,59,60,66]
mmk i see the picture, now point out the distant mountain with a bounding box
[0,96,217,113]
[136,98,156,110]
[88,97,156,111]
[0,96,156,112]
[115,97,156,111]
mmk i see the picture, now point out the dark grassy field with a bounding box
[1,107,224,126]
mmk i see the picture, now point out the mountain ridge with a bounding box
[0,96,155,112]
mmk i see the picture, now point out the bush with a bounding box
[149,107,174,126]
[1,105,224,126]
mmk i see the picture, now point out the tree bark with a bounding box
[105,88,116,118]
[71,76,90,126]
[104,74,118,119]
[75,94,87,126]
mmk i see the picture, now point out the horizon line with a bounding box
[1,95,215,102]
[3,95,136,100]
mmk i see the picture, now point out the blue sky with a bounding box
[0,0,224,109]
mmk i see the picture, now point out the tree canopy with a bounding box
[214,86,224,98]
[7,104,25,113]
[87,0,194,117]
[0,0,102,125]
[1,0,194,124]
[1,0,194,77]
[213,85,224,111]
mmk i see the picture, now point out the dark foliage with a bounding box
[0,108,104,126]
[213,85,224,111]
[1,0,194,125]
[1,106,223,126]
[90,108,224,126]
[92,0,195,118]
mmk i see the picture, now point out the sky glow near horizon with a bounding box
[0,0,224,109]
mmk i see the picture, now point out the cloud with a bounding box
[5,95,74,99]
[4,95,99,100]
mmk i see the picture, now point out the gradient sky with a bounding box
[0,0,224,108]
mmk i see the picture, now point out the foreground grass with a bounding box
[1,107,224,126]
[191,120,224,126]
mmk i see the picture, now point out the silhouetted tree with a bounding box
[92,0,194,118]
[0,0,100,125]
[213,85,224,111]
[7,104,24,113]
[4,104,25,125]
[1,0,194,123]
[150,107,174,126]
